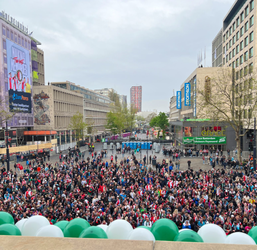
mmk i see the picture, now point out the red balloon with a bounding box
[37,167,41,172]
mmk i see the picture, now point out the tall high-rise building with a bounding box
[130,86,142,112]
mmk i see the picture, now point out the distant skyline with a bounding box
[3,0,235,112]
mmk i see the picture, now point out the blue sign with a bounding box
[184,82,191,106]
[176,91,181,109]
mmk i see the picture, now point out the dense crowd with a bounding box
[0,148,256,235]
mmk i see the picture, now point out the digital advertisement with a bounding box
[6,39,32,113]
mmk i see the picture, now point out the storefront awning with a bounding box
[24,131,57,136]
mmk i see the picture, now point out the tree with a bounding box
[197,66,257,162]
[149,112,169,139]
[0,95,16,124]
[69,112,87,145]
[106,110,124,135]
[108,90,121,108]
[105,104,137,136]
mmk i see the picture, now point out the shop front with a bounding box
[171,120,236,152]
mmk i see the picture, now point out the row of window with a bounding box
[2,25,30,50]
[225,44,253,67]
[225,17,254,51]
[224,0,254,42]
[235,109,252,119]
[235,63,253,80]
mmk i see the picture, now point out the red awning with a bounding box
[24,131,57,136]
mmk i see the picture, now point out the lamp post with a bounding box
[5,121,10,172]
[254,117,256,170]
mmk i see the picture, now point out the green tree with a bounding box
[149,112,169,139]
[69,112,87,146]
[108,90,121,108]
[106,104,137,136]
[106,110,124,135]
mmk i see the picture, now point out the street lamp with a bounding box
[5,121,10,172]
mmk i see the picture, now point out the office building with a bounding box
[212,29,223,67]
[169,96,180,122]
[51,81,114,136]
[130,86,142,112]
[0,11,38,131]
[33,85,84,146]
[95,88,127,107]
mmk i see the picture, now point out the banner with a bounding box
[184,82,191,106]
[6,39,32,113]
[176,91,181,109]
[183,136,226,145]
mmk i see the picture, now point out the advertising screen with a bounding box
[6,39,32,113]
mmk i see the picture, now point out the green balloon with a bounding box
[0,212,14,226]
[174,230,203,243]
[54,221,69,233]
[137,226,151,231]
[151,219,178,241]
[248,226,257,244]
[0,224,21,235]
[63,218,90,238]
[79,226,108,239]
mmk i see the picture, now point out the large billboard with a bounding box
[6,39,32,113]
[184,82,191,106]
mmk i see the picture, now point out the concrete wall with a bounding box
[0,236,256,250]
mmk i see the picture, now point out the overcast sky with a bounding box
[3,0,235,112]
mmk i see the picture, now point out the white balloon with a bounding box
[106,219,133,240]
[128,228,155,242]
[225,232,256,245]
[198,224,227,244]
[22,215,50,236]
[97,224,108,232]
[179,229,192,232]
[36,225,64,237]
[15,218,28,232]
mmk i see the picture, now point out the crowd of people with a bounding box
[0,147,256,235]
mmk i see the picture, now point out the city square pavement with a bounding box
[6,142,216,173]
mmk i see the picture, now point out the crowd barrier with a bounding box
[0,236,255,250]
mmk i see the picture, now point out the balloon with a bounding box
[36,225,64,237]
[128,228,155,242]
[0,212,14,226]
[151,218,178,241]
[137,226,151,231]
[198,224,226,243]
[97,224,108,232]
[174,230,203,243]
[79,226,108,239]
[55,221,69,233]
[248,226,257,244]
[37,167,41,172]
[15,218,28,232]
[0,224,21,235]
[179,229,191,232]
[22,215,50,236]
[226,232,256,245]
[106,219,133,240]
[63,218,90,238]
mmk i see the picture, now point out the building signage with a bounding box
[6,39,32,113]
[176,91,181,109]
[184,82,191,106]
[193,78,196,117]
[183,136,227,145]
[201,130,226,137]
